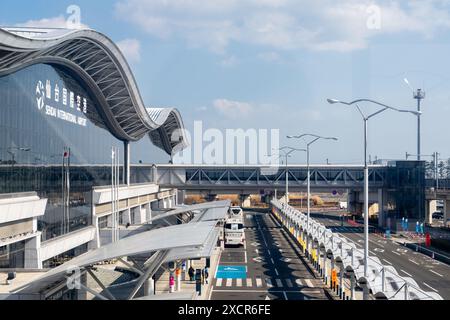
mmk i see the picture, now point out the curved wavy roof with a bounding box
[0,27,188,155]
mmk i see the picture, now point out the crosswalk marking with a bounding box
[256,278,263,288]
[214,277,313,289]
[286,279,293,288]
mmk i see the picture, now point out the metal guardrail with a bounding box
[271,199,443,300]
[402,242,450,265]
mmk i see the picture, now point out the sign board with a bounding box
[195,269,202,294]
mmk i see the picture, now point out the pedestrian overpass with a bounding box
[150,164,388,192]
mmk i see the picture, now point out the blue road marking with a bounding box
[215,265,247,279]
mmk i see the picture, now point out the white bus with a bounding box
[224,217,245,247]
[228,206,244,220]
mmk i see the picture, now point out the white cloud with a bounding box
[196,106,208,112]
[17,15,89,29]
[115,0,450,53]
[257,51,281,62]
[213,99,254,118]
[220,55,238,67]
[117,38,141,63]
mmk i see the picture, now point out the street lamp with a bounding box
[271,147,306,204]
[287,134,338,229]
[327,98,420,278]
[404,78,425,161]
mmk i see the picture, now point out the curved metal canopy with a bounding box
[0,27,188,155]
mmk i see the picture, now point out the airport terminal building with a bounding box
[0,27,188,269]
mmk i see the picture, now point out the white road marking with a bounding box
[268,250,272,256]
[266,279,273,288]
[409,259,420,265]
[305,279,313,288]
[236,279,242,287]
[283,291,288,301]
[276,279,283,287]
[246,278,253,287]
[393,251,402,256]
[422,282,439,292]
[430,270,443,277]
[400,269,413,277]
[275,268,280,276]
[382,259,393,265]
[286,279,293,288]
[271,258,275,265]
[295,279,303,287]
[256,278,263,288]
[244,251,248,264]
[216,278,223,287]
[226,278,232,287]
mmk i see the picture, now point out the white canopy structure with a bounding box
[14,200,231,300]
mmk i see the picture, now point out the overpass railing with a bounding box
[271,199,443,300]
[153,165,387,189]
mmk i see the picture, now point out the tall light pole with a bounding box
[327,98,420,278]
[287,134,338,228]
[271,147,306,204]
[405,78,425,161]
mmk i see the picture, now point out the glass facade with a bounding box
[0,241,25,268]
[0,63,157,242]
[386,161,426,223]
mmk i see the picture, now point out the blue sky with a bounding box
[2,0,450,164]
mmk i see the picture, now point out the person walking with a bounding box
[188,266,195,282]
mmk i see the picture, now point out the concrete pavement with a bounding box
[210,211,329,301]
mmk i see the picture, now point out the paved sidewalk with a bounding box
[154,247,222,300]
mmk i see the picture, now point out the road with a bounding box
[311,211,450,299]
[210,211,329,300]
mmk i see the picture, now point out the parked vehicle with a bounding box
[224,217,245,247]
[228,206,244,220]
[432,211,444,220]
[339,202,348,210]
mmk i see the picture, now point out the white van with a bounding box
[224,217,245,247]
[339,202,348,210]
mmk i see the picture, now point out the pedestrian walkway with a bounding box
[213,277,319,289]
